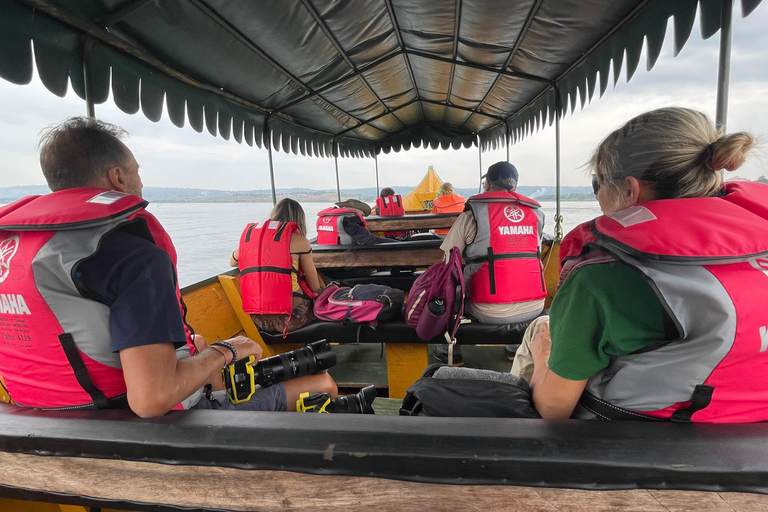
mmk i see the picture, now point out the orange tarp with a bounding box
[402,166,443,213]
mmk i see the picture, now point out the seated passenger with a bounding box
[513,107,767,423]
[231,198,320,334]
[430,182,466,236]
[374,187,407,240]
[316,199,395,245]
[435,161,546,365]
[0,118,335,418]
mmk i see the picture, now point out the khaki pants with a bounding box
[509,315,550,384]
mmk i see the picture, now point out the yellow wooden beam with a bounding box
[217,275,276,358]
[384,344,428,399]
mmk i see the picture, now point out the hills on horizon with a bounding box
[0,184,597,203]
[3,175,766,204]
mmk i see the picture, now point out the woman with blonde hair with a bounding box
[513,107,768,423]
[431,182,465,235]
[231,198,321,333]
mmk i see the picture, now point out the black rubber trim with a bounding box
[1,404,767,493]
[466,251,538,264]
[240,266,293,276]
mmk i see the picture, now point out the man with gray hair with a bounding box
[0,117,336,417]
[436,161,547,365]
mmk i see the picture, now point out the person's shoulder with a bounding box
[99,229,169,260]
[291,233,311,251]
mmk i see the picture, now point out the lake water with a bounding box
[146,201,602,287]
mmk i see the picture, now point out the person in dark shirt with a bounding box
[11,117,336,417]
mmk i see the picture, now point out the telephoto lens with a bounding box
[254,340,336,387]
[325,385,377,414]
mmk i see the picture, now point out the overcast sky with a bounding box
[1,3,766,192]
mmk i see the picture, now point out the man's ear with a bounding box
[106,165,128,192]
[624,176,643,206]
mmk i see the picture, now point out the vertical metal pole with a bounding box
[478,134,483,193]
[715,0,733,131]
[505,124,510,163]
[374,152,380,196]
[334,139,341,203]
[83,39,95,118]
[554,96,563,241]
[266,117,277,206]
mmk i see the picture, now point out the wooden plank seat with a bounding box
[365,212,460,232]
[312,239,444,270]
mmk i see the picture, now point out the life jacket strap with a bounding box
[578,392,665,421]
[670,385,715,423]
[58,333,128,410]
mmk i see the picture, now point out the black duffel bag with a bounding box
[399,363,540,418]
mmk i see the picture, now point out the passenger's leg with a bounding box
[509,315,550,383]
[283,372,338,412]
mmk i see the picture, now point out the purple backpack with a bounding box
[314,283,404,325]
[405,246,465,340]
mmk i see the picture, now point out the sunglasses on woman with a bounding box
[591,175,600,195]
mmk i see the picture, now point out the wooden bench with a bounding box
[365,212,461,232]
[312,239,444,270]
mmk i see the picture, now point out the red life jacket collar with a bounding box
[467,190,541,209]
[0,188,146,231]
[570,193,768,264]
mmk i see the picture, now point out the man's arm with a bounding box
[120,336,262,418]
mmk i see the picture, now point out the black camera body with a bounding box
[223,340,336,404]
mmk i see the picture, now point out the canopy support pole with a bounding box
[334,138,341,203]
[374,151,380,196]
[554,93,563,241]
[83,39,95,118]
[478,134,483,193]
[265,115,277,206]
[715,0,733,131]
[505,124,510,162]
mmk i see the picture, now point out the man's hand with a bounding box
[120,335,265,418]
[223,335,263,364]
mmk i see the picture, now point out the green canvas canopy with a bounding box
[0,0,762,158]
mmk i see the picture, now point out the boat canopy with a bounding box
[0,0,763,158]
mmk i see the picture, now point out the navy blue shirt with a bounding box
[73,230,187,353]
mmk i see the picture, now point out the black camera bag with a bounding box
[399,363,540,418]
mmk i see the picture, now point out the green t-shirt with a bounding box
[547,261,677,381]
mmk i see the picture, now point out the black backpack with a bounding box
[399,363,540,418]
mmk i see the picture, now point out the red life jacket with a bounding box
[463,190,547,304]
[375,195,406,238]
[239,220,299,315]
[560,181,768,423]
[375,194,405,216]
[316,207,367,245]
[431,193,466,235]
[0,188,196,410]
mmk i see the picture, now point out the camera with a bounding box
[297,385,377,414]
[223,340,337,404]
